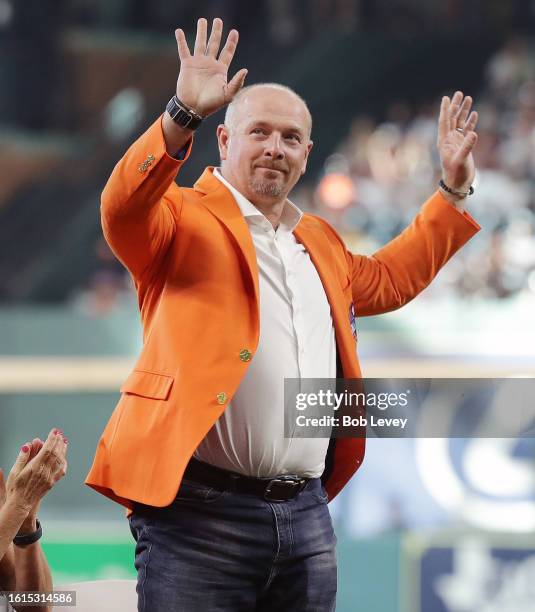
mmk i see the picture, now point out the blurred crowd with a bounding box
[1,1,534,312]
[0,0,533,133]
[301,36,535,302]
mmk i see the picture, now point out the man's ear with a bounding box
[301,140,313,175]
[216,124,230,161]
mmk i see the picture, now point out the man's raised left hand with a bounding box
[437,90,479,211]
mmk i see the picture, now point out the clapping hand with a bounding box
[5,429,68,517]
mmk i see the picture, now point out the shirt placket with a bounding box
[272,229,307,379]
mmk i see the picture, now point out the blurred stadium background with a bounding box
[1,1,535,610]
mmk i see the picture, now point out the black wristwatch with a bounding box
[166,95,203,130]
[13,518,42,547]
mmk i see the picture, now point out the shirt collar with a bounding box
[213,167,303,233]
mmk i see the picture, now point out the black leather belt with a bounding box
[184,457,309,502]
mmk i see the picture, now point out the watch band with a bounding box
[166,95,203,130]
[13,518,42,547]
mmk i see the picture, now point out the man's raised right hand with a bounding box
[162,18,247,155]
[175,17,247,119]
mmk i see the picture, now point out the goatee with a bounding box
[249,179,284,197]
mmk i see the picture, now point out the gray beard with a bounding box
[249,179,285,198]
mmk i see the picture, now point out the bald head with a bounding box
[216,82,314,213]
[224,83,312,139]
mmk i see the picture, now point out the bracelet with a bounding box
[13,518,42,547]
[439,179,474,198]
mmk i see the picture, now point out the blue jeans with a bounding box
[129,477,337,611]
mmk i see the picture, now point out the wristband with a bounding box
[13,518,42,547]
[439,179,474,198]
[166,95,203,130]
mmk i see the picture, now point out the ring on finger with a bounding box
[456,127,465,134]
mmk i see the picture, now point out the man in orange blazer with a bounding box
[86,17,480,611]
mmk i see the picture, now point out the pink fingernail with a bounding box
[21,445,29,453]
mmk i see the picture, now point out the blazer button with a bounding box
[239,349,252,362]
[216,392,227,405]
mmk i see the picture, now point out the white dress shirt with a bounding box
[194,168,336,477]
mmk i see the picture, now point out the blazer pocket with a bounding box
[120,369,174,400]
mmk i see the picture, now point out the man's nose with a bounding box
[264,134,285,159]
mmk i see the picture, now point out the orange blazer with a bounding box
[85,115,480,510]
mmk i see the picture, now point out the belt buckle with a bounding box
[264,476,305,502]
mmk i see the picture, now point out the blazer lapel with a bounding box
[294,219,342,313]
[194,168,260,306]
[294,219,359,377]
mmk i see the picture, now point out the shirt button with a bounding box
[216,392,227,405]
[239,349,252,362]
